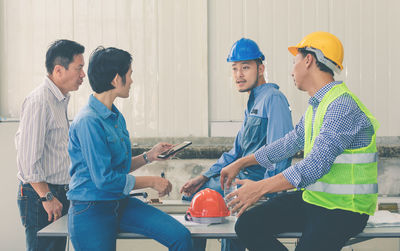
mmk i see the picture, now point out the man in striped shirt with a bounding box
[16,40,85,251]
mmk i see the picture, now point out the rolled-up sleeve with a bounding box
[123,174,136,196]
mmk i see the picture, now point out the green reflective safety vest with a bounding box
[303,83,379,216]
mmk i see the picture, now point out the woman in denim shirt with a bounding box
[67,46,192,251]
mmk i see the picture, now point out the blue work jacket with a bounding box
[204,83,293,181]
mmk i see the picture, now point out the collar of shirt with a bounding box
[308,81,343,108]
[251,83,279,99]
[44,76,71,103]
[88,94,120,120]
[248,83,280,110]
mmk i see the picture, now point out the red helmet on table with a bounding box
[185,188,230,224]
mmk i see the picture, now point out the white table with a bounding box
[37,214,400,241]
[37,200,400,249]
[37,214,238,239]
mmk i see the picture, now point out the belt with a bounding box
[48,183,69,191]
[22,182,69,191]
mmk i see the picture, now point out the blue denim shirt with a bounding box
[204,83,293,180]
[67,95,135,201]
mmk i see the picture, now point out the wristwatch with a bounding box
[40,192,54,202]
[143,152,151,164]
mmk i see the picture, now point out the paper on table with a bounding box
[367,210,400,227]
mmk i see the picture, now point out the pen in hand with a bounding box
[161,172,169,196]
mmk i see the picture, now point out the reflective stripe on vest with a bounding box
[306,182,378,195]
[306,152,379,195]
[334,152,378,164]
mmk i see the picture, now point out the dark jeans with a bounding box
[235,191,369,251]
[17,182,69,251]
[69,197,192,251]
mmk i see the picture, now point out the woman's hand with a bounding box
[147,143,173,162]
[152,177,172,197]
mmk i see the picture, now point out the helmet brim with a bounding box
[288,46,299,56]
[227,54,265,62]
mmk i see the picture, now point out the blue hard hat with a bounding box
[227,38,265,62]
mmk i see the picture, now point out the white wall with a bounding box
[0,0,209,137]
[0,123,25,251]
[208,0,400,134]
[1,0,400,137]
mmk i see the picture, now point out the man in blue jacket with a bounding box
[180,38,293,251]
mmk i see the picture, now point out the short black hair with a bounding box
[87,46,132,94]
[45,39,85,74]
[298,48,334,76]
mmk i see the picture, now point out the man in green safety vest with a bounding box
[220,31,379,251]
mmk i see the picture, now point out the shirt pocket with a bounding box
[242,116,266,149]
[107,135,128,168]
[106,136,121,156]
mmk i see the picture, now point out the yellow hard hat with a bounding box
[288,31,344,73]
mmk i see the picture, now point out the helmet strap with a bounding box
[304,47,341,74]
[255,63,259,87]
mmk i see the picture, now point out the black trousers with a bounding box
[235,191,369,251]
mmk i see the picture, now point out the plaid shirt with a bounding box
[254,81,374,188]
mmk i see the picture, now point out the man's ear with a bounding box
[305,54,314,69]
[258,63,265,77]
[111,74,120,87]
[258,63,265,75]
[52,65,64,78]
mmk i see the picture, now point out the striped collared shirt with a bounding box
[16,76,71,184]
